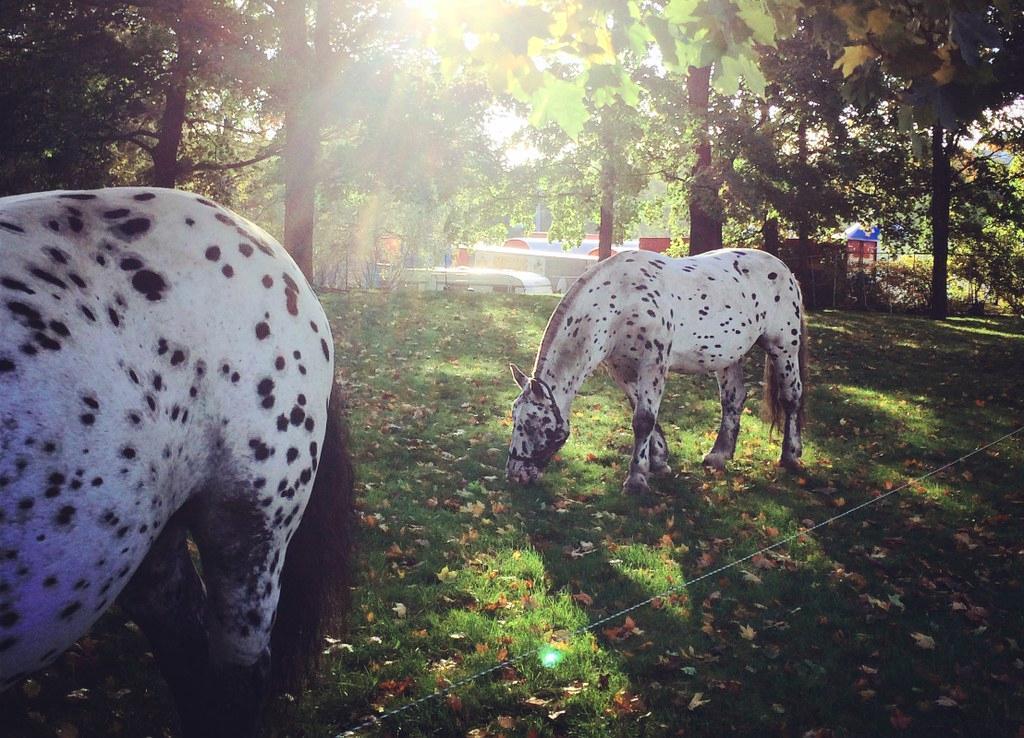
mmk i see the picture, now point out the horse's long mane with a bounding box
[533,260,602,376]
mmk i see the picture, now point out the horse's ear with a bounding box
[528,379,546,399]
[510,363,529,390]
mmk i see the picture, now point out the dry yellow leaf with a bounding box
[833,45,879,77]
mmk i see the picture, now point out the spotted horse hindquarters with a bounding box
[0,187,354,738]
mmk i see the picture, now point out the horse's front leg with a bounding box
[623,370,667,494]
[650,422,672,476]
[703,362,746,471]
[607,361,671,483]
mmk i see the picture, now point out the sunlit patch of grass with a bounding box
[940,318,1024,341]
[608,544,692,618]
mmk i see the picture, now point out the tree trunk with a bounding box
[598,154,614,261]
[150,19,194,188]
[796,119,813,308]
[282,105,318,280]
[762,217,780,256]
[930,122,952,320]
[686,65,722,255]
[278,0,319,281]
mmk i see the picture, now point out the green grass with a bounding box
[3,292,1023,738]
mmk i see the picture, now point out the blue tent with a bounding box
[844,224,880,241]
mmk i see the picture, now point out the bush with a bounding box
[848,259,932,313]
[847,258,979,314]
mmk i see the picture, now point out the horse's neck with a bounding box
[533,299,607,418]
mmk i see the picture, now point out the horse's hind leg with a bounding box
[703,361,747,471]
[119,509,212,738]
[763,340,804,470]
[188,488,285,738]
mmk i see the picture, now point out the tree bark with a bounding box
[762,217,780,256]
[150,14,194,188]
[930,122,952,320]
[278,0,319,281]
[686,65,722,255]
[598,161,614,262]
[796,119,813,307]
[597,116,615,262]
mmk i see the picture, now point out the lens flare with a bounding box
[539,645,564,669]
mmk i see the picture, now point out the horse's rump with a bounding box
[0,187,354,735]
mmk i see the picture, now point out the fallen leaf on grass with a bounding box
[567,541,596,558]
[610,689,647,716]
[603,616,643,642]
[910,632,935,650]
[687,691,711,710]
[376,677,415,697]
[459,501,486,517]
[739,624,757,641]
[482,594,510,613]
[437,566,458,583]
[572,592,594,607]
[889,707,912,729]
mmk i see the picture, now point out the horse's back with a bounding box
[585,248,799,374]
[0,188,333,686]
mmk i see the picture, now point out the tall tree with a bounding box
[828,1,1023,318]
[522,92,649,259]
[686,64,722,254]
[276,0,325,280]
[0,1,159,194]
[0,1,277,197]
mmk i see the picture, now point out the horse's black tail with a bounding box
[763,314,809,435]
[270,381,355,693]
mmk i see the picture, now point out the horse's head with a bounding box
[506,363,570,485]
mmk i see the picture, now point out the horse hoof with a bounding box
[622,476,650,495]
[702,453,726,472]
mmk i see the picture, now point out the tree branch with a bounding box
[188,144,283,173]
[103,131,158,153]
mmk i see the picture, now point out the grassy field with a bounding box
[3,290,1023,738]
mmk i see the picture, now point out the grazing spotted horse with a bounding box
[507,248,808,493]
[0,188,353,738]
